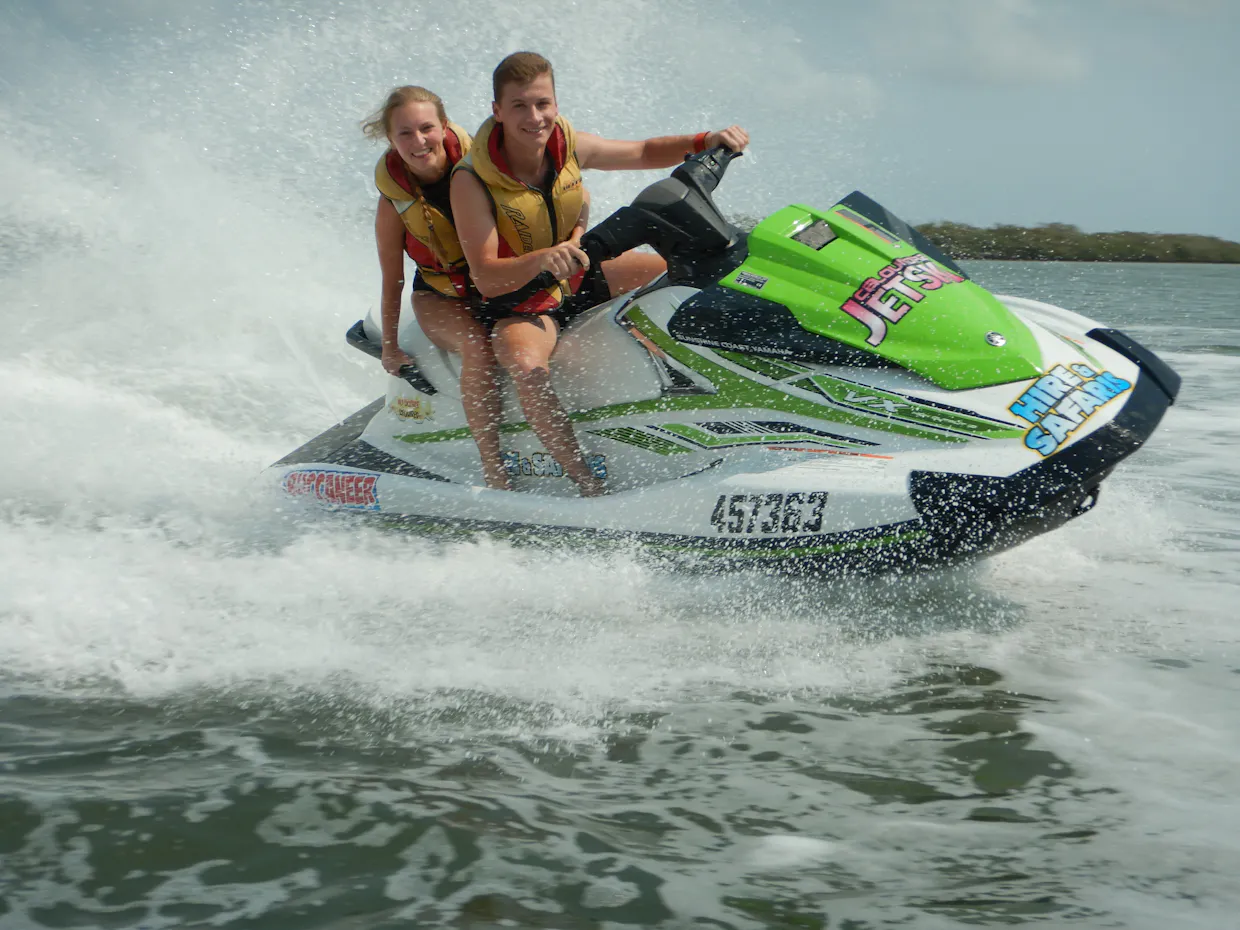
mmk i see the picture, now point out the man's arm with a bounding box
[451,170,589,296]
[576,125,749,171]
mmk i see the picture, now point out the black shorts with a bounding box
[411,273,437,294]
[471,264,611,334]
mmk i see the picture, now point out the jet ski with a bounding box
[271,148,1180,574]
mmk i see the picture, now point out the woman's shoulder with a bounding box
[374,150,414,201]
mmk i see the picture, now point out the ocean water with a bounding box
[3,4,1239,928]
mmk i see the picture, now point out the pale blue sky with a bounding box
[775,0,1239,239]
[5,0,1238,239]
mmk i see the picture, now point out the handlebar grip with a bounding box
[396,363,438,396]
[532,247,593,290]
[579,232,610,267]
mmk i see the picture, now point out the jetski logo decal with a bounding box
[390,396,433,420]
[840,253,964,346]
[1009,363,1132,457]
[283,470,379,510]
[710,492,828,535]
[502,451,607,479]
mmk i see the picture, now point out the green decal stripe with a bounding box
[1054,332,1104,370]
[647,528,929,559]
[590,427,693,455]
[396,312,993,445]
[397,426,472,444]
[623,309,964,443]
[714,350,809,380]
[369,508,929,561]
[398,422,532,444]
[808,375,1024,439]
[657,423,863,450]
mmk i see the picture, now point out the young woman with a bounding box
[363,86,511,490]
[451,52,749,497]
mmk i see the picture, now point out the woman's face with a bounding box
[492,74,557,151]
[388,101,447,181]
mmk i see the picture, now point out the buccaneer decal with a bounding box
[283,470,379,510]
[839,253,964,346]
[1009,363,1132,457]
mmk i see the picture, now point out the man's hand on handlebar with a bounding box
[538,240,590,281]
[704,125,749,153]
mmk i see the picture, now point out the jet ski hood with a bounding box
[722,193,1044,390]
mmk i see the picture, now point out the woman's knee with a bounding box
[459,331,497,366]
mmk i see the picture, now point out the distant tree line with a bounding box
[916,221,1240,263]
[729,215,1240,262]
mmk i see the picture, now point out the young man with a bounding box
[451,51,749,496]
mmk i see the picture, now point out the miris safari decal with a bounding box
[502,450,607,479]
[1009,363,1132,456]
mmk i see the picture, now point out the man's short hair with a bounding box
[493,51,555,103]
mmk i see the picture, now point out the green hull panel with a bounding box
[722,205,1044,390]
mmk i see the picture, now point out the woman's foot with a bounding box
[482,460,514,491]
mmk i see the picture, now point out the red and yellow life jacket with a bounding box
[374,121,471,298]
[455,115,587,313]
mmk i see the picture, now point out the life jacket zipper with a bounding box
[543,187,558,245]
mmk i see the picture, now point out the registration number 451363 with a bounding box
[709,492,828,535]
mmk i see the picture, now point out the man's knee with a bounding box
[502,354,551,381]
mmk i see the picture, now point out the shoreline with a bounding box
[729,215,1240,263]
[917,221,1240,264]
[958,258,1240,266]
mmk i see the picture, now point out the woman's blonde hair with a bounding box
[362,86,456,276]
[361,85,448,142]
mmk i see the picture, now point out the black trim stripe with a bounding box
[273,399,384,466]
[1087,327,1181,403]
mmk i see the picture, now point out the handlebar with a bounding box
[396,363,437,395]
[530,235,608,291]
[673,145,743,201]
[519,144,746,292]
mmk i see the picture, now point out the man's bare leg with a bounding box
[490,314,604,497]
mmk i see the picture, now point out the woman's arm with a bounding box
[576,125,749,171]
[451,170,589,296]
[376,197,413,374]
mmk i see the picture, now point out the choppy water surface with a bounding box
[3,4,1240,927]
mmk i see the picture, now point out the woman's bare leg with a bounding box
[411,292,510,490]
[599,251,667,296]
[490,315,604,497]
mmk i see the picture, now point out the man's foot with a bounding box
[574,474,606,498]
